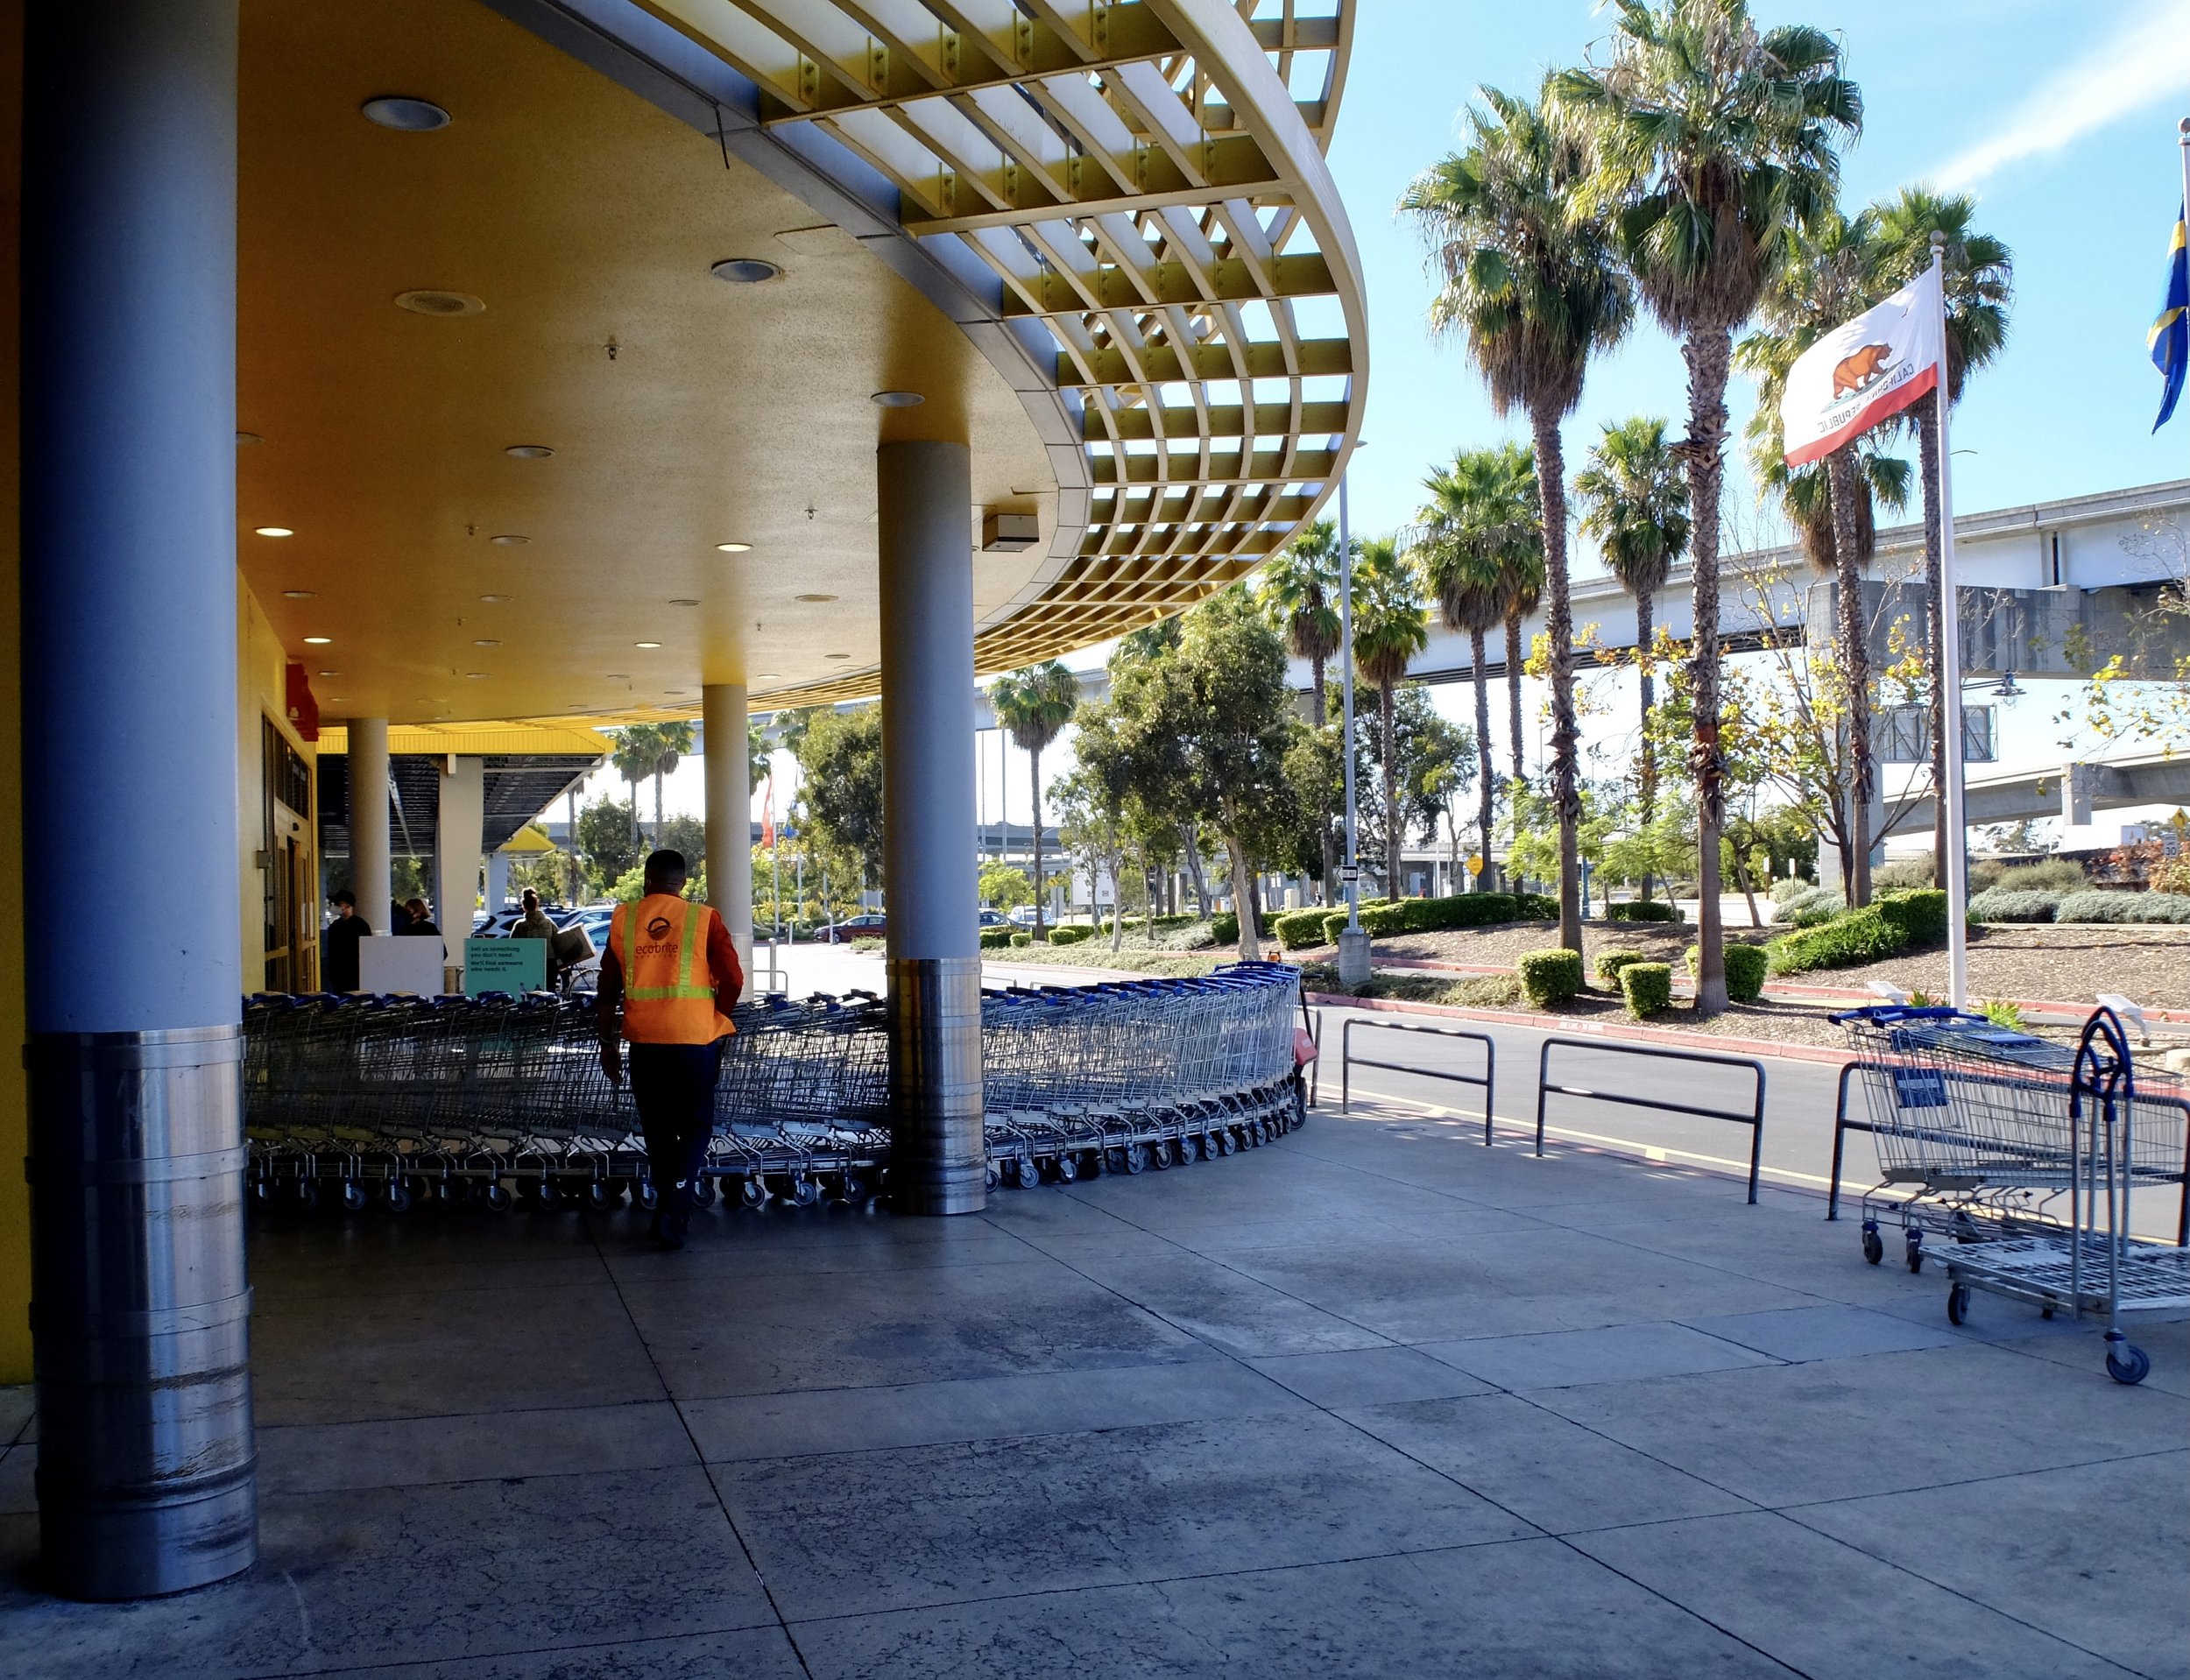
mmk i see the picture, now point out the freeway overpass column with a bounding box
[349,719,392,933]
[18,0,255,1598]
[877,441,984,1215]
[703,682,755,978]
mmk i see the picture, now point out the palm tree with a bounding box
[1350,538,1431,896]
[647,721,696,848]
[988,660,1080,938]
[610,724,662,854]
[1413,446,1532,891]
[1553,0,1860,1010]
[1259,519,1345,898]
[1869,188,2013,886]
[1574,415,1690,879]
[1402,81,1633,953]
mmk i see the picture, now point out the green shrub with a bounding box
[1320,909,1353,945]
[1685,941,1768,1002]
[2056,889,2190,925]
[1212,911,1240,944]
[1872,855,1937,891]
[1768,876,1817,907]
[1046,924,1091,946]
[1595,949,1651,984]
[1273,908,1332,949]
[978,928,1013,949]
[849,936,884,953]
[1517,947,1584,1006]
[1515,893,1558,920]
[1620,962,1673,1018]
[1359,903,1411,936]
[1009,931,1033,948]
[1979,997,2026,1030]
[1767,906,1908,975]
[1967,887,2060,924]
[1876,888,1949,945]
[1607,900,1676,922]
[1777,886,1846,928]
[1970,855,2087,894]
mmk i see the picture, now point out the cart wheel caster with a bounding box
[837,1174,866,1204]
[1023,1157,1049,1188]
[1148,1141,1170,1169]
[1124,1143,1149,1175]
[1860,1227,1883,1265]
[2039,1306,2054,1320]
[983,1161,1000,1190]
[635,1182,659,1211]
[434,1179,461,1205]
[296,1182,320,1211]
[1946,1283,1970,1326]
[690,1179,717,1210]
[1217,1130,1237,1157]
[585,1182,618,1211]
[789,1175,822,1208]
[2105,1340,2151,1386]
[1905,1232,1924,1274]
[385,1181,413,1214]
[740,1176,768,1211]
[483,1182,512,1212]
[1054,1153,1077,1183]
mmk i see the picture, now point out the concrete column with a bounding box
[434,756,484,979]
[19,0,253,1599]
[484,851,512,915]
[877,441,983,1215]
[703,682,754,978]
[349,717,391,934]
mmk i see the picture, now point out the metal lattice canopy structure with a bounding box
[586,0,1367,708]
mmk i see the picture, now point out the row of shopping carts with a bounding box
[1835,1003,2189,1385]
[243,963,1306,1215]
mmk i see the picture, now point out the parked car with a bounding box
[1007,905,1042,928]
[978,908,1011,928]
[826,912,887,942]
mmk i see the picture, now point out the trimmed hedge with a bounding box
[1685,941,1769,1002]
[1777,886,1847,928]
[1607,900,1677,922]
[1046,925,1091,945]
[1009,931,1033,949]
[1274,908,1332,949]
[979,928,1013,950]
[2056,889,2190,925]
[1517,947,1584,1006]
[1621,962,1673,1018]
[1212,911,1240,944]
[1595,949,1652,984]
[1515,893,1558,920]
[1967,886,2060,924]
[1876,888,1950,945]
[1767,905,1906,974]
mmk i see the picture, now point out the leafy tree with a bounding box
[1870,187,2013,884]
[1061,700,1136,951]
[1349,538,1431,895]
[1575,414,1690,886]
[656,813,705,866]
[1553,0,1861,1008]
[747,722,773,795]
[576,799,640,891]
[1349,687,1471,893]
[988,660,1080,937]
[794,705,885,887]
[978,858,1034,910]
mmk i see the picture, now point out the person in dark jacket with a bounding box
[322,888,370,992]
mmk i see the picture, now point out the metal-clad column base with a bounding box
[28,1027,256,1599]
[887,956,985,1215]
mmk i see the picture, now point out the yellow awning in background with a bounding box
[498,823,556,854]
[316,721,614,758]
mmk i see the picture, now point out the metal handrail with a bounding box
[1827,1057,2190,1245]
[1341,1018,1496,1144]
[1535,1036,1767,1204]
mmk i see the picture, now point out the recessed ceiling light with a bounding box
[715,541,752,554]
[465,672,491,680]
[634,641,661,649]
[825,652,851,660]
[490,533,528,546]
[710,258,782,284]
[236,431,262,447]
[663,688,689,695]
[871,391,924,407]
[316,669,340,677]
[478,594,509,604]
[363,95,450,131]
[754,672,781,681]
[669,598,700,607]
[282,589,314,598]
[328,696,349,703]
[605,673,630,681]
[255,526,293,538]
[304,636,332,645]
[504,444,554,459]
[395,289,484,317]
[795,593,837,603]
[473,639,499,647]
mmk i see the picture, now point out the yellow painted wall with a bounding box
[0,0,30,1385]
[237,577,318,992]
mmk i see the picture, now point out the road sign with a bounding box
[1338,863,1360,883]
[1466,854,1485,878]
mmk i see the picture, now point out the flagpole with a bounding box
[1931,233,1971,1010]
[2180,117,2190,466]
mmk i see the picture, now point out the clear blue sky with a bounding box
[1331,0,2190,561]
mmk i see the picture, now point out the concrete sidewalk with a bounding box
[2,1103,2183,1677]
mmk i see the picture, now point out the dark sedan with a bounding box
[826,912,887,942]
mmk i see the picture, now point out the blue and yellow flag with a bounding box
[2155,200,2188,431]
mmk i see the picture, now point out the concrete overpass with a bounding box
[1889,748,2190,834]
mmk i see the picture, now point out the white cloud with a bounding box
[1932,0,2190,188]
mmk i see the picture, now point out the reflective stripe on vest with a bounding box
[611,896,730,1043]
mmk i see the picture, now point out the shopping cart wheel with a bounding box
[251,1178,273,1206]
[1946,1283,1970,1326]
[984,1161,1001,1191]
[1124,1142,1150,1175]
[337,1181,366,1213]
[635,1182,660,1211]
[739,1175,768,1211]
[1904,1231,1924,1274]
[584,1182,620,1211]
[1860,1225,1883,1265]
[1217,1130,1237,1157]
[2105,1337,2151,1386]
[482,1181,512,1212]
[385,1180,413,1214]
[434,1178,461,1206]
[1054,1154,1078,1184]
[690,1178,717,1210]
[788,1175,822,1208]
[1014,1156,1043,1189]
[837,1173,867,1204]
[295,1181,320,1211]
[534,1181,562,1211]
[1148,1141,1170,1170]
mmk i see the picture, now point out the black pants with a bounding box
[629,1041,723,1218]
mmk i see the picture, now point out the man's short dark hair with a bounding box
[645,849,688,878]
[331,888,356,907]
[520,887,539,906]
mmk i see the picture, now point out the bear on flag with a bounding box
[1779,265,1946,467]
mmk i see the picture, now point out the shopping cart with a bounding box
[1934,1008,2190,1385]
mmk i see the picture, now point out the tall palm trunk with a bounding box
[1635,582,1657,903]
[653,773,665,846]
[1918,390,1948,890]
[1685,328,1733,1015]
[1471,630,1496,892]
[1532,407,1583,955]
[1311,652,1335,901]
[1380,682,1401,896]
[1505,612,1526,787]
[1028,745,1046,937]
[1826,446,1874,908]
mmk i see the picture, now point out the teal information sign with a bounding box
[464,937,546,997]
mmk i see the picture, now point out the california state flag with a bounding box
[1780,265,1945,467]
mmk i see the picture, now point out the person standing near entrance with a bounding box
[322,888,370,992]
[597,850,744,1248]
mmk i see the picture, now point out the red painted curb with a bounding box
[1301,990,1858,1069]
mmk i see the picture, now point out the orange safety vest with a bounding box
[609,895,735,1044]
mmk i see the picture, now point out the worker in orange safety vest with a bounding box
[597,849,745,1248]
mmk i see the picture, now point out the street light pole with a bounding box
[1336,469,1370,987]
